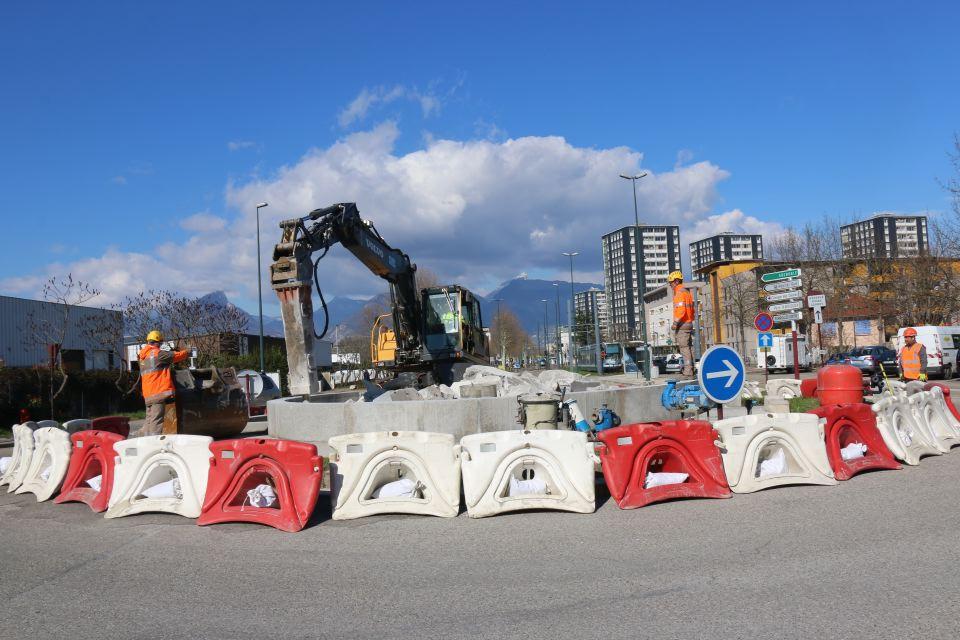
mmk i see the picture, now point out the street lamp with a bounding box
[563,251,579,371]
[491,297,505,367]
[619,172,648,227]
[541,299,549,362]
[552,282,561,365]
[255,202,269,373]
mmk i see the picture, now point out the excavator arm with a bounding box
[271,203,422,396]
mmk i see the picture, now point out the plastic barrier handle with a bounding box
[713,439,727,452]
[586,442,601,464]
[453,444,466,461]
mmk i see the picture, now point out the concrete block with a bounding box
[268,383,675,455]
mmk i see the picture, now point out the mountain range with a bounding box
[202,276,603,341]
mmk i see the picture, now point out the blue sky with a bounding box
[1,2,958,312]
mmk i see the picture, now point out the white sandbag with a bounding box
[759,447,787,477]
[246,483,278,508]
[86,475,103,491]
[508,475,548,496]
[644,471,689,489]
[372,478,421,499]
[139,478,182,500]
[0,457,11,475]
[840,443,867,461]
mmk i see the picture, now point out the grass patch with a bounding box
[789,397,820,413]
[0,426,12,440]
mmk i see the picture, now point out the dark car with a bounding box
[844,346,898,376]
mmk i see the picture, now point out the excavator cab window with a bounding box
[424,291,460,351]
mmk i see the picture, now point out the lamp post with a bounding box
[255,202,269,373]
[619,172,648,227]
[563,251,578,370]
[492,297,505,368]
[541,299,549,362]
[619,172,651,380]
[552,282,561,365]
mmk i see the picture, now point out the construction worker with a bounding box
[668,270,695,378]
[898,327,928,382]
[138,330,190,435]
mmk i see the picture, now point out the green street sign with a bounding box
[761,268,801,283]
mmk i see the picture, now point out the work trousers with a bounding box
[675,325,694,377]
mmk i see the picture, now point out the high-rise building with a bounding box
[601,225,681,340]
[840,214,928,259]
[574,288,607,339]
[689,232,764,274]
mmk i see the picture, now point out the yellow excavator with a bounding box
[271,203,490,395]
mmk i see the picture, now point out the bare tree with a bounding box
[720,271,759,359]
[24,275,101,419]
[490,305,530,360]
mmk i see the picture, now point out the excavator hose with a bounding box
[312,247,331,340]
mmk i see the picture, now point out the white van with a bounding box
[757,335,811,372]
[893,326,960,378]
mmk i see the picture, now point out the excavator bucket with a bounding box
[171,367,248,438]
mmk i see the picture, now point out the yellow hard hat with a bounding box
[667,270,684,283]
[146,330,163,343]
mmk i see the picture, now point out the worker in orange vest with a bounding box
[898,327,927,382]
[668,270,696,378]
[139,330,190,435]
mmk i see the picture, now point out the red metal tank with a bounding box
[800,378,818,399]
[817,364,863,405]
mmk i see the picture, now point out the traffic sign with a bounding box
[754,312,773,332]
[760,268,801,283]
[697,345,746,404]
[765,290,803,303]
[813,307,824,324]
[807,294,826,307]
[769,300,804,313]
[773,311,803,323]
[758,332,774,348]
[763,278,803,293]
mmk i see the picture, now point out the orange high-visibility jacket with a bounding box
[899,342,927,380]
[139,344,190,405]
[673,287,695,327]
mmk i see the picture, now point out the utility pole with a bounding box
[255,202,269,373]
[552,283,562,366]
[563,251,579,371]
[492,298,505,369]
[541,299,549,364]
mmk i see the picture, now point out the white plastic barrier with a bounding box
[105,434,213,519]
[903,380,926,395]
[872,394,941,465]
[329,431,461,519]
[713,413,837,494]
[63,419,92,434]
[3,423,39,492]
[765,379,803,400]
[15,427,72,502]
[908,390,960,453]
[460,429,598,518]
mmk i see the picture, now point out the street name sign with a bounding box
[766,290,803,303]
[763,278,803,293]
[698,345,746,404]
[769,300,804,313]
[761,268,802,283]
[758,332,774,348]
[754,312,774,332]
[773,311,803,323]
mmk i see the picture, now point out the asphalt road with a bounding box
[3,446,960,640]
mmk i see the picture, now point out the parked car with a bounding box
[663,353,684,373]
[825,352,849,366]
[236,370,281,417]
[843,346,898,376]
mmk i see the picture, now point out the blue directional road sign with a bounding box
[758,332,774,348]
[697,345,746,404]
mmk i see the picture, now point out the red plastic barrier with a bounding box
[53,430,125,512]
[808,404,900,481]
[90,416,130,439]
[924,382,960,424]
[198,438,323,532]
[800,379,818,399]
[817,365,864,405]
[597,421,732,509]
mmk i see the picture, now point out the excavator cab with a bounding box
[421,286,489,366]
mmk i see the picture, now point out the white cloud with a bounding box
[111,175,127,185]
[227,140,257,151]
[686,208,786,245]
[2,122,782,309]
[180,212,227,233]
[338,84,446,127]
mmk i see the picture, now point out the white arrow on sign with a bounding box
[773,311,803,322]
[769,300,804,312]
[766,289,803,302]
[705,359,739,388]
[763,278,803,293]
[813,307,824,323]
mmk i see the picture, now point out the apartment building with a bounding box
[840,214,928,258]
[690,232,764,273]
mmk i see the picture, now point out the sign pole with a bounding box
[791,320,799,380]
